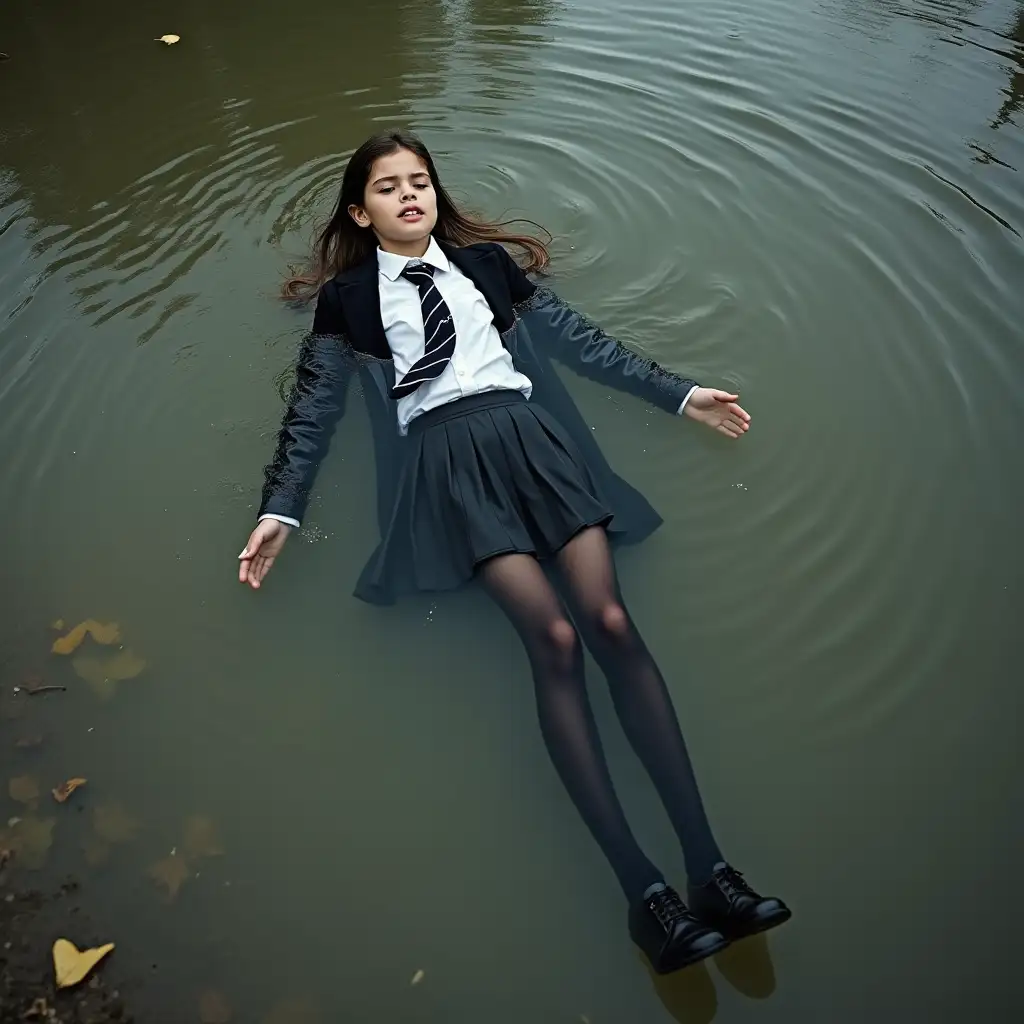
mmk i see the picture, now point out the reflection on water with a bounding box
[1,0,1022,1020]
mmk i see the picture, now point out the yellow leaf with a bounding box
[93,802,139,844]
[410,969,425,986]
[183,815,224,859]
[9,775,39,804]
[155,34,181,44]
[51,620,121,655]
[52,778,88,803]
[149,852,189,900]
[199,989,233,1024]
[52,938,115,988]
[263,999,322,1024]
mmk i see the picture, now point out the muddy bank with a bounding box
[0,874,132,1024]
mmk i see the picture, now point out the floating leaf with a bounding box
[52,620,121,655]
[81,835,110,867]
[199,989,233,1024]
[263,999,322,1024]
[9,775,39,804]
[149,852,189,900]
[2,816,56,869]
[183,815,224,859]
[93,802,140,844]
[53,778,88,803]
[410,969,425,986]
[53,938,115,988]
[15,735,44,750]
[155,34,181,44]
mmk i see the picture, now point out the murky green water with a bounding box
[2,0,1022,1019]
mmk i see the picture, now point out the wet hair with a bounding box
[283,128,550,300]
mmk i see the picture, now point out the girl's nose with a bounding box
[401,188,417,202]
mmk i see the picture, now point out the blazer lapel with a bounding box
[335,256,390,359]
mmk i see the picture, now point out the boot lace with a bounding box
[648,887,688,929]
[714,865,755,902]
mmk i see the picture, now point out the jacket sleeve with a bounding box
[258,285,354,524]
[494,245,699,415]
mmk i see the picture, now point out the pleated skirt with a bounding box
[355,390,613,604]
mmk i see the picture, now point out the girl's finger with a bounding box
[258,557,274,583]
[239,558,251,584]
[713,391,740,403]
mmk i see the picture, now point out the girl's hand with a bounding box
[684,388,751,438]
[238,519,292,590]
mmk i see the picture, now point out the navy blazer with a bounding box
[259,241,698,548]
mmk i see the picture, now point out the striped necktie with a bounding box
[389,262,457,400]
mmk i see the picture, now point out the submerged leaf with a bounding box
[199,989,233,1024]
[52,620,121,655]
[93,802,140,844]
[9,775,40,804]
[15,735,44,750]
[52,619,65,630]
[1,816,56,869]
[410,969,425,986]
[53,938,115,988]
[263,999,322,1024]
[149,852,189,900]
[53,778,88,803]
[72,649,145,698]
[81,835,110,867]
[70,656,116,699]
[183,815,224,859]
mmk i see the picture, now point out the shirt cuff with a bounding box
[259,513,300,528]
[676,384,699,416]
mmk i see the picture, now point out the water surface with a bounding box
[1,0,1022,1019]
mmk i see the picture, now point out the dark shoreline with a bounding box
[0,875,133,1023]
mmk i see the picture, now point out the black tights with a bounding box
[479,526,722,903]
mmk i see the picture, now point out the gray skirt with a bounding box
[355,390,613,604]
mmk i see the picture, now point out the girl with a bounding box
[238,129,790,974]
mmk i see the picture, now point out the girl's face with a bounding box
[348,148,438,252]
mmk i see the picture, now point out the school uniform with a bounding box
[258,237,700,604]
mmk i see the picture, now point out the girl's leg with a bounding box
[478,552,664,903]
[555,527,723,884]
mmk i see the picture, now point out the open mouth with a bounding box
[399,207,424,220]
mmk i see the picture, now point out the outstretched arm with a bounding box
[239,286,354,589]
[495,244,750,437]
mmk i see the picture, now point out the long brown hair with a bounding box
[283,129,550,300]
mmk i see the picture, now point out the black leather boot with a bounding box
[687,863,791,939]
[629,883,730,974]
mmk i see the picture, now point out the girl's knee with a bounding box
[529,616,580,675]
[547,617,579,658]
[597,602,631,640]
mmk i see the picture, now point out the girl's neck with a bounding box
[376,234,431,260]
